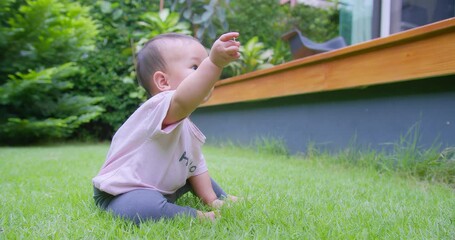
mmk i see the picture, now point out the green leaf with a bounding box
[183,9,192,19]
[216,7,226,22]
[112,9,123,20]
[136,8,191,40]
[192,14,203,24]
[200,10,213,22]
[159,8,170,22]
[99,1,112,13]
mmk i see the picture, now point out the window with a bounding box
[339,0,381,45]
[340,0,455,45]
[390,0,455,33]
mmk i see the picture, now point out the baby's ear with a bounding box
[153,71,171,91]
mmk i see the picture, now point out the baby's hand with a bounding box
[209,32,241,68]
[209,195,240,209]
[196,210,219,221]
[209,199,224,209]
[226,195,239,202]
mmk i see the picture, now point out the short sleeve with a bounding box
[139,91,183,136]
[191,153,208,176]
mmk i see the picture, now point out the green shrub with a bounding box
[0,0,15,49]
[222,0,338,78]
[0,0,102,145]
[134,8,192,52]
[227,36,275,76]
[71,0,160,140]
[227,0,288,50]
[170,0,230,44]
[70,47,143,140]
[0,63,103,144]
[0,0,98,81]
[137,8,191,38]
[282,2,340,43]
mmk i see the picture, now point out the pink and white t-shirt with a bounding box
[92,90,208,196]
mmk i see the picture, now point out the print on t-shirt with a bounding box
[179,151,197,173]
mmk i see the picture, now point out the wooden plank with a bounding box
[201,18,455,107]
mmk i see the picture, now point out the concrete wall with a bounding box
[192,75,455,153]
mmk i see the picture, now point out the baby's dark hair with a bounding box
[136,33,199,96]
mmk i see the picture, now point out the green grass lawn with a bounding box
[1,143,454,239]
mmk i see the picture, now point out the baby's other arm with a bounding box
[188,172,218,205]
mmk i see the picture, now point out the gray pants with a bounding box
[93,179,226,224]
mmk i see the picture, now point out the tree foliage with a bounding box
[227,36,275,75]
[227,0,287,49]
[0,0,102,144]
[134,8,192,53]
[218,0,340,78]
[137,8,191,40]
[70,0,160,140]
[226,0,339,65]
[170,0,231,45]
[0,0,98,82]
[0,63,103,144]
[282,2,340,42]
[228,0,338,45]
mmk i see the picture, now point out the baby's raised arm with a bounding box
[163,32,240,126]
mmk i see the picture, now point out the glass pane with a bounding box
[339,0,374,45]
[339,1,353,45]
[400,0,455,31]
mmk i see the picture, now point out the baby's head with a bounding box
[136,33,208,96]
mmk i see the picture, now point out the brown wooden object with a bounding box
[201,18,455,107]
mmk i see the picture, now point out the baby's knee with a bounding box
[107,189,169,224]
[107,189,199,224]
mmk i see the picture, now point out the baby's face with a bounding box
[163,39,208,90]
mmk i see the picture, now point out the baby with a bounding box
[92,32,241,224]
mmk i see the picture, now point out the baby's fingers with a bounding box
[227,195,240,202]
[225,45,240,58]
[219,32,239,42]
[210,199,224,209]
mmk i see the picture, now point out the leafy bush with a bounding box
[282,2,340,43]
[0,63,103,144]
[221,0,338,78]
[71,0,160,140]
[137,8,191,39]
[227,1,339,53]
[0,0,98,81]
[134,8,192,52]
[227,36,275,76]
[170,0,230,44]
[0,0,15,49]
[69,46,144,140]
[0,0,102,145]
[227,0,288,50]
